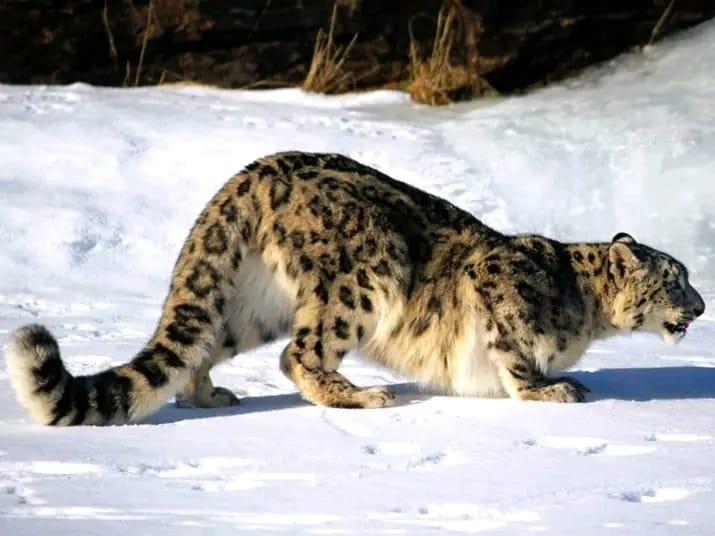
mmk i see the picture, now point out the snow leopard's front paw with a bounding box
[520,377,589,403]
[353,386,396,408]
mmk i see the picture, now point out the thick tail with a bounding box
[5,165,259,425]
[6,324,194,425]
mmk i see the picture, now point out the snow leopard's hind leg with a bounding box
[175,334,240,408]
[175,253,297,409]
[279,296,395,409]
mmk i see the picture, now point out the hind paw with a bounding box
[208,386,241,407]
[176,386,240,408]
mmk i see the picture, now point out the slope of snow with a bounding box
[1,20,715,535]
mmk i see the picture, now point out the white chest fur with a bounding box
[533,333,591,375]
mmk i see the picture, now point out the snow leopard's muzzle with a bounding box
[661,285,705,345]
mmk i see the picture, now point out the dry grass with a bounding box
[408,0,494,105]
[649,0,678,45]
[302,3,358,94]
[123,61,132,87]
[101,0,119,70]
[107,0,156,87]
[134,0,155,86]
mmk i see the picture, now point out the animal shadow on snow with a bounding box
[144,367,715,424]
[571,366,715,402]
[143,382,430,425]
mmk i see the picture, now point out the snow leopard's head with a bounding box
[607,233,705,344]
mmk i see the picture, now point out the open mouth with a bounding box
[662,320,692,344]
[664,321,690,336]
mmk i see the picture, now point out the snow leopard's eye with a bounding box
[670,266,689,292]
[677,273,687,289]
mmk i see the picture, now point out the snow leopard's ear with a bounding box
[609,233,641,288]
[611,232,636,245]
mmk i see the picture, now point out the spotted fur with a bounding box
[5,153,706,425]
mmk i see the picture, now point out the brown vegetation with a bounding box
[302,3,358,94]
[408,1,495,105]
[3,1,714,103]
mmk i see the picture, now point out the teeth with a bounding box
[664,321,689,335]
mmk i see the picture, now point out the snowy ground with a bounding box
[1,20,715,535]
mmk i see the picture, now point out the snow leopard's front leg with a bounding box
[491,346,589,403]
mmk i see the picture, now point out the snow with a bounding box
[1,19,715,535]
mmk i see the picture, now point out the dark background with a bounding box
[2,0,714,95]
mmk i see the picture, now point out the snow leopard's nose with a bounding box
[694,298,705,318]
[691,289,706,318]
[688,286,705,318]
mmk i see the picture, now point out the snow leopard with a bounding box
[5,152,706,425]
